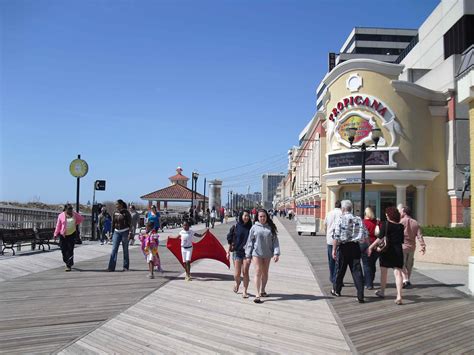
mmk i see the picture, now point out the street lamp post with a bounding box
[346,127,381,218]
[192,171,199,215]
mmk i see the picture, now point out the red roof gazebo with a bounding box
[140,167,207,210]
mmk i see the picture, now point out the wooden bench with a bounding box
[36,228,55,250]
[0,228,53,255]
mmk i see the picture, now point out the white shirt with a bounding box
[179,229,195,248]
[325,208,342,245]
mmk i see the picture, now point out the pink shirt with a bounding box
[54,211,85,237]
[400,216,425,251]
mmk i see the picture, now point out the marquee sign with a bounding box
[327,94,402,148]
[328,150,390,168]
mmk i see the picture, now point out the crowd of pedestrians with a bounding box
[53,195,426,307]
[324,200,427,305]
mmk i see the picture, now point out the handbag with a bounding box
[376,222,389,253]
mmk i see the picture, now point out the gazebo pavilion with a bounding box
[140,167,207,210]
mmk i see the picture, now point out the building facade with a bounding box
[274,0,472,228]
[262,173,285,209]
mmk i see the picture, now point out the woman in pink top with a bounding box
[54,204,85,271]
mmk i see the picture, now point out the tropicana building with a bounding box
[277,0,472,229]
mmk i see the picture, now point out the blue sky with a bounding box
[0,0,439,204]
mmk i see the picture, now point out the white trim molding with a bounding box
[323,59,404,88]
[323,169,440,183]
[391,80,448,103]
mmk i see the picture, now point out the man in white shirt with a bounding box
[324,200,342,284]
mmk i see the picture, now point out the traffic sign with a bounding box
[95,180,106,191]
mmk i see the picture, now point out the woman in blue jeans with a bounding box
[107,199,132,272]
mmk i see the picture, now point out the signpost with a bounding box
[92,180,106,240]
[69,154,88,212]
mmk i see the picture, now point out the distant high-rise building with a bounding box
[337,27,418,65]
[262,174,285,210]
[317,27,418,111]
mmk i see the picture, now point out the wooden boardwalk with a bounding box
[0,225,206,354]
[278,217,474,354]
[59,218,350,354]
[2,217,472,354]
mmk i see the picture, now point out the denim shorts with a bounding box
[232,252,245,261]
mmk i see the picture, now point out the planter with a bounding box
[414,236,470,266]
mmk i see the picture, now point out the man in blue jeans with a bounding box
[107,199,132,272]
[324,200,342,284]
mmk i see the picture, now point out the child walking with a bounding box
[139,222,161,279]
[178,221,206,281]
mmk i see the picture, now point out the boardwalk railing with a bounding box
[0,205,92,253]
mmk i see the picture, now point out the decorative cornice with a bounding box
[323,59,404,88]
[323,169,440,182]
[429,106,448,117]
[391,80,448,103]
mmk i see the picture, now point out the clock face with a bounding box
[69,159,89,178]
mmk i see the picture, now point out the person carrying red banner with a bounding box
[174,221,206,281]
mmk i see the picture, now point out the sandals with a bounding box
[253,297,263,304]
[260,292,268,297]
[233,285,239,293]
[242,293,249,299]
[395,299,403,305]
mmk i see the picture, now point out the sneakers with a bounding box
[402,281,412,289]
[375,290,385,298]
[65,266,72,272]
[357,298,365,303]
[100,242,104,245]
[330,289,341,297]
[147,273,154,279]
[122,268,129,272]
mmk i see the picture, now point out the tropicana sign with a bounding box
[328,95,389,122]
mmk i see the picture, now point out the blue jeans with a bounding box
[359,242,372,288]
[327,244,336,284]
[108,230,129,271]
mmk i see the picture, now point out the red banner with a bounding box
[166,230,230,269]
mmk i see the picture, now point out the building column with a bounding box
[448,190,465,227]
[456,60,473,294]
[415,185,426,226]
[395,184,409,208]
[164,201,168,209]
[469,99,474,293]
[157,201,161,210]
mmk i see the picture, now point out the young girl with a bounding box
[178,221,205,281]
[139,222,161,279]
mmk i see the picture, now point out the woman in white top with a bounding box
[178,221,206,281]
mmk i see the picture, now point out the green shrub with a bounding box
[421,226,470,238]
